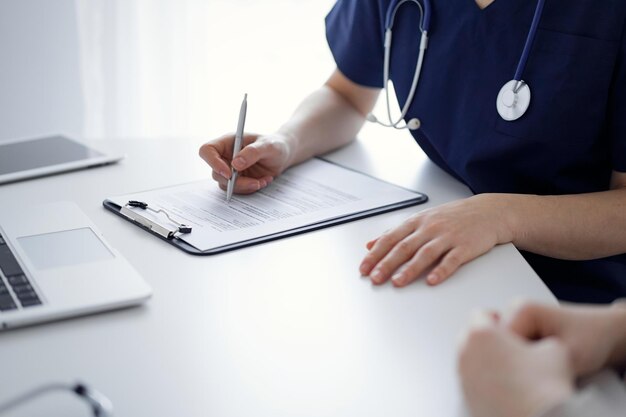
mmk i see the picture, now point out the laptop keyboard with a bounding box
[0,234,42,311]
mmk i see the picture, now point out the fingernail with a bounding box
[391,273,403,283]
[509,297,527,310]
[232,157,245,169]
[427,273,438,284]
[469,310,494,329]
[456,331,468,350]
[219,170,228,178]
[359,263,369,275]
[259,180,267,188]
[371,269,382,282]
[502,297,528,324]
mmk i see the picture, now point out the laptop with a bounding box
[0,202,151,330]
[0,135,124,185]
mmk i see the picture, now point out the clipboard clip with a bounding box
[121,200,192,239]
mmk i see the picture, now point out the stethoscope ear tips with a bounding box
[407,118,421,130]
[367,113,421,131]
[366,113,378,123]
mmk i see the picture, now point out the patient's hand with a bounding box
[458,311,574,417]
[506,301,626,376]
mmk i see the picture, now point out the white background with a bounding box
[0,0,337,142]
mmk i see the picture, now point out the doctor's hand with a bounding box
[359,194,514,287]
[458,311,574,417]
[199,132,292,194]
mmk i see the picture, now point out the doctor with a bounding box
[200,0,626,303]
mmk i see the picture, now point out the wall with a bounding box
[0,0,83,141]
[0,0,337,142]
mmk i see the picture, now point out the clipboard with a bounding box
[103,158,428,256]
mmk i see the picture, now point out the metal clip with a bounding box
[121,201,192,239]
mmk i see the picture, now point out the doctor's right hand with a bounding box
[199,132,292,194]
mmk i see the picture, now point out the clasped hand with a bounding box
[458,301,626,417]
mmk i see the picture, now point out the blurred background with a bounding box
[0,0,337,142]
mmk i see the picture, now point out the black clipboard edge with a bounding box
[103,193,428,256]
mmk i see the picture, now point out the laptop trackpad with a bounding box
[18,228,114,270]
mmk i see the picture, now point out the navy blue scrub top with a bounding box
[326,0,626,303]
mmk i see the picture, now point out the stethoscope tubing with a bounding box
[382,28,428,129]
[514,0,546,83]
[386,0,432,32]
[380,0,430,129]
[373,0,547,129]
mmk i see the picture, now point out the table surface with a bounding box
[0,134,555,417]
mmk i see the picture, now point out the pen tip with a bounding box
[244,93,247,100]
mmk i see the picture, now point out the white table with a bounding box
[0,134,555,417]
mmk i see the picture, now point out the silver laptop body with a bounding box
[0,202,151,330]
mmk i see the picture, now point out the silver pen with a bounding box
[226,93,247,202]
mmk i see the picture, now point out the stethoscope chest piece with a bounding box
[497,79,531,121]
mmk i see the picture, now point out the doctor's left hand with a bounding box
[359,194,514,287]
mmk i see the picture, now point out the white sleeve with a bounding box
[541,370,626,417]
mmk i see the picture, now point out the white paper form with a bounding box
[109,158,422,251]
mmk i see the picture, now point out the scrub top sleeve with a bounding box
[325,0,386,88]
[609,19,626,173]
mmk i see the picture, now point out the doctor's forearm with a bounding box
[277,85,370,168]
[502,189,626,260]
[273,69,379,168]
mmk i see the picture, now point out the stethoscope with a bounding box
[0,382,113,416]
[367,0,546,130]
